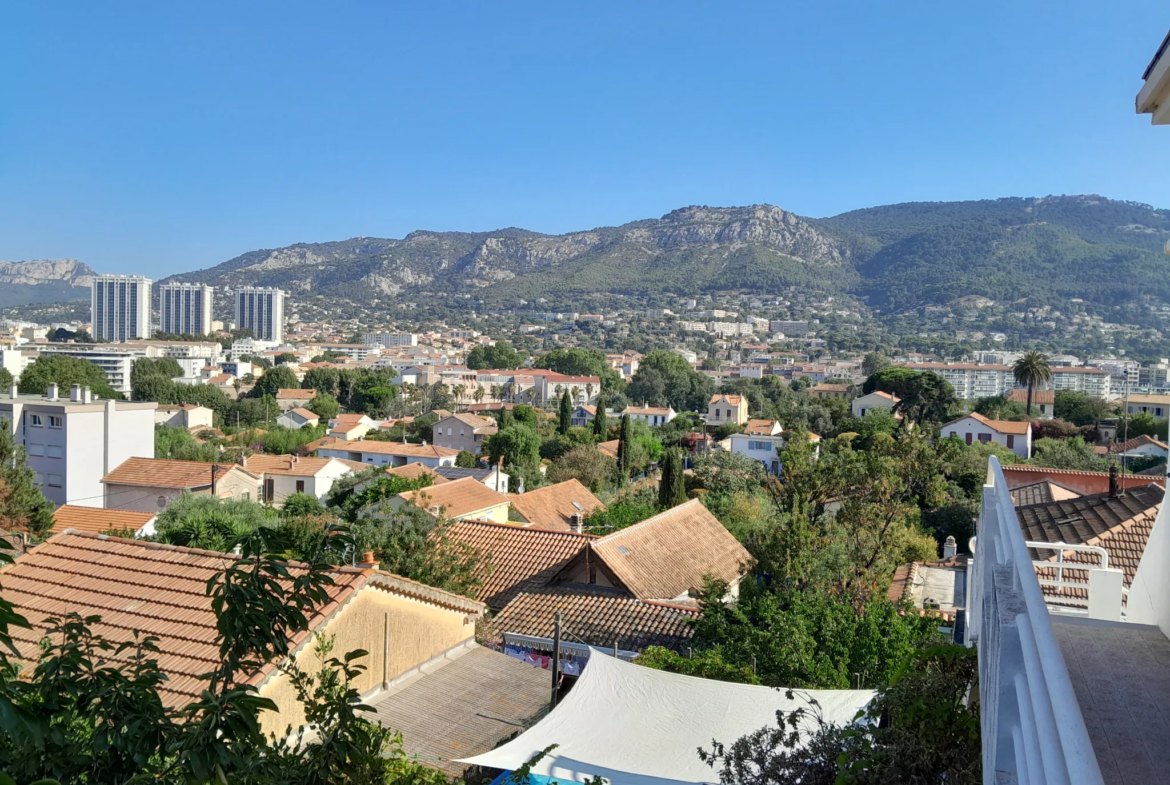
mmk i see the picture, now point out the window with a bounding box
[27,443,45,457]
[965,433,973,445]
[447,427,452,436]
[29,414,43,427]
[979,433,991,444]
[47,445,63,459]
[296,480,305,493]
[748,440,771,451]
[47,474,62,488]
[1006,435,1015,449]
[265,478,275,502]
[48,416,62,428]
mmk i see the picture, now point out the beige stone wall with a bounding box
[257,584,476,734]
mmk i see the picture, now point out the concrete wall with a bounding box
[728,436,781,474]
[257,584,475,734]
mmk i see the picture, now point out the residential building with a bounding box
[154,404,214,430]
[1049,366,1111,398]
[508,479,605,531]
[234,286,286,343]
[743,418,782,436]
[768,320,810,335]
[0,531,486,736]
[158,283,214,336]
[50,504,158,537]
[101,457,260,512]
[556,499,753,602]
[1105,434,1169,462]
[888,554,968,636]
[0,384,155,507]
[1137,28,1170,125]
[433,465,513,493]
[1124,393,1170,418]
[940,413,1032,458]
[35,342,148,396]
[901,362,1015,399]
[706,394,749,427]
[91,275,151,342]
[315,437,459,468]
[570,404,597,428]
[621,404,676,426]
[276,407,319,429]
[432,413,498,454]
[727,429,819,476]
[851,390,901,418]
[1007,388,1055,419]
[274,388,315,412]
[244,454,358,507]
[388,476,511,523]
[1001,463,1165,497]
[808,382,851,400]
[364,332,418,348]
[529,371,601,404]
[0,348,34,382]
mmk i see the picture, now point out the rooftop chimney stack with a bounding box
[82,386,92,404]
[9,384,17,399]
[1109,465,1121,498]
[47,383,58,402]
[943,535,957,559]
[356,550,380,570]
[570,512,585,533]
[70,384,81,402]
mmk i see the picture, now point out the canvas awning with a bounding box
[458,651,874,785]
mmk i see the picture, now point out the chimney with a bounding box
[82,386,92,404]
[1109,465,1121,498]
[47,383,58,401]
[70,383,81,402]
[9,384,16,399]
[570,512,584,533]
[943,535,957,559]
[240,454,247,467]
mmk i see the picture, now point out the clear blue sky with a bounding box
[1,1,1166,277]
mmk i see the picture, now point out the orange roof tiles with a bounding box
[1007,388,1055,405]
[316,437,459,458]
[437,520,594,609]
[275,389,315,399]
[596,439,620,458]
[709,394,744,405]
[585,499,753,600]
[101,458,257,489]
[744,419,780,435]
[947,412,1031,435]
[240,455,345,477]
[52,505,156,535]
[399,476,510,519]
[386,463,450,483]
[508,479,605,531]
[286,407,319,420]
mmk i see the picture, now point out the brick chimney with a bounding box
[356,550,379,570]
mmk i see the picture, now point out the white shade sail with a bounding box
[458,651,874,785]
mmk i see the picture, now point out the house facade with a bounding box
[851,391,900,418]
[101,457,261,512]
[706,394,749,427]
[941,413,1032,458]
[244,454,358,507]
[316,437,459,469]
[622,404,676,427]
[432,413,497,454]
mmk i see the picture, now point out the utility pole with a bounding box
[550,612,561,711]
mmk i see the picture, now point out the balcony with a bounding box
[971,457,1170,784]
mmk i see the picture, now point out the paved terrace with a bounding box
[1053,617,1170,784]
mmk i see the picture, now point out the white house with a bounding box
[851,391,901,419]
[622,404,676,427]
[570,405,597,429]
[707,394,749,427]
[277,407,320,430]
[154,404,214,430]
[744,419,783,436]
[243,454,358,507]
[940,413,1032,458]
[315,436,460,469]
[1109,434,1169,462]
[727,430,821,476]
[0,384,156,508]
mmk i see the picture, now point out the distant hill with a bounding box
[0,259,95,308]
[16,196,1169,314]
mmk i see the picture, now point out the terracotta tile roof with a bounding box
[482,584,698,652]
[1007,388,1055,405]
[1109,434,1169,453]
[52,505,156,535]
[575,405,597,416]
[285,407,319,420]
[329,422,367,435]
[333,413,369,423]
[945,412,1030,435]
[438,520,594,609]
[386,463,450,483]
[1002,465,1166,495]
[709,394,743,405]
[275,388,315,399]
[0,532,369,708]
[1016,485,1163,589]
[1010,480,1082,507]
[508,479,605,531]
[316,437,459,458]
[623,405,673,416]
[597,439,620,458]
[867,390,901,402]
[439,413,496,430]
[399,476,510,519]
[101,458,257,489]
[744,419,780,435]
[887,556,969,622]
[585,499,753,601]
[810,383,850,392]
[241,455,346,477]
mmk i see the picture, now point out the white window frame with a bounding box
[48,415,62,428]
[29,414,43,427]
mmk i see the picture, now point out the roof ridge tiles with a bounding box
[595,498,703,544]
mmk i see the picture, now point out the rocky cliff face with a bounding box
[0,259,96,307]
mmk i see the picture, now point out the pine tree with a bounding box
[592,395,607,440]
[658,448,687,508]
[616,414,632,478]
[558,391,572,435]
[0,422,55,537]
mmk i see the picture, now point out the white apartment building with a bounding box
[0,383,156,507]
[1049,366,1111,398]
[35,343,148,397]
[903,362,1111,400]
[768,320,810,335]
[91,275,152,342]
[234,287,285,343]
[0,348,35,382]
[363,332,418,348]
[159,283,214,336]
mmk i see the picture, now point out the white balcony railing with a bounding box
[967,457,1105,785]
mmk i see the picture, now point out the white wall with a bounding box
[941,417,1031,458]
[728,435,781,474]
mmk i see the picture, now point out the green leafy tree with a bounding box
[249,364,300,399]
[485,425,542,489]
[18,354,118,399]
[558,390,572,435]
[1013,350,1052,416]
[583,489,660,533]
[499,406,515,430]
[154,491,278,551]
[351,506,489,596]
[862,352,891,376]
[307,393,341,421]
[155,424,219,461]
[465,341,523,370]
[535,348,623,393]
[0,420,55,537]
[658,447,687,508]
[281,492,326,518]
[455,450,479,468]
[0,367,12,390]
[637,646,758,684]
[546,444,617,491]
[592,394,607,439]
[627,350,714,412]
[616,414,632,477]
[1031,436,1110,471]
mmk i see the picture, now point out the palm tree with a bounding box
[1013,351,1052,416]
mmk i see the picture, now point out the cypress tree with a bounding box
[558,391,572,435]
[658,448,688,508]
[0,421,55,537]
[616,414,632,478]
[592,395,607,440]
[500,406,514,430]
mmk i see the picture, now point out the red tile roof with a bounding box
[52,505,156,535]
[101,458,257,489]
[1007,388,1055,405]
[508,479,606,531]
[275,388,315,399]
[945,412,1031,435]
